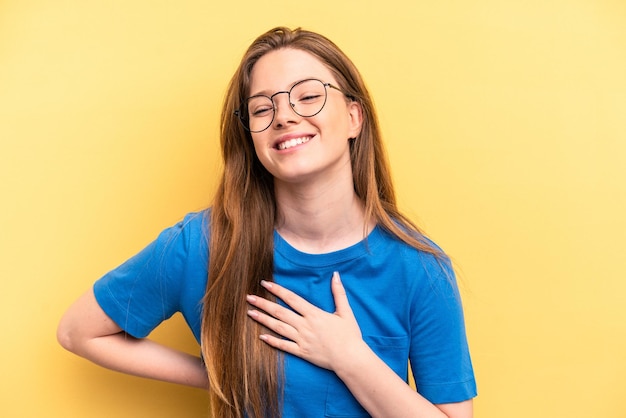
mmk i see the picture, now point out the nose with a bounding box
[271,91,299,128]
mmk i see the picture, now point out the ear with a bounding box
[347,100,363,139]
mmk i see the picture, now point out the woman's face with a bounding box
[247,48,362,185]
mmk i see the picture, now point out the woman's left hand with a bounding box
[246,271,366,371]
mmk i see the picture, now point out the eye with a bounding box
[292,79,326,104]
[247,96,274,117]
[251,106,273,117]
[297,94,323,103]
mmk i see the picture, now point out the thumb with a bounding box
[331,271,353,317]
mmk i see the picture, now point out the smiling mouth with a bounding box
[276,136,312,151]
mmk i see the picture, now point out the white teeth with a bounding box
[277,136,311,150]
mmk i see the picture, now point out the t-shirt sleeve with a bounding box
[93,212,204,338]
[409,252,477,404]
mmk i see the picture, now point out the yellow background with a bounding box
[1,1,625,417]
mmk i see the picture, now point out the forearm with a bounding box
[247,276,471,417]
[73,332,208,389]
[334,342,446,418]
[58,289,208,389]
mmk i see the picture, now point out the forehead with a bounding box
[248,48,337,95]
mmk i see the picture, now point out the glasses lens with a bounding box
[290,79,327,118]
[246,95,274,132]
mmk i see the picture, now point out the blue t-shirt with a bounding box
[94,211,476,416]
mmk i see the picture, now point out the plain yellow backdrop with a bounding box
[1,1,625,417]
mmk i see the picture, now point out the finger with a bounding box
[246,294,302,329]
[258,333,301,357]
[331,272,354,318]
[260,280,316,317]
[247,308,299,341]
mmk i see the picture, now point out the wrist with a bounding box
[332,339,373,379]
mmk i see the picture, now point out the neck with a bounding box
[274,172,374,254]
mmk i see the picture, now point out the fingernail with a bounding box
[260,280,272,289]
[246,294,256,303]
[247,310,259,318]
[333,271,340,282]
[259,334,269,341]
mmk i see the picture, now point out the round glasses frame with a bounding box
[234,78,351,133]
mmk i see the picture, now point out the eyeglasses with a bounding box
[234,78,350,133]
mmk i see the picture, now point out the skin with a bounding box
[248,49,361,187]
[246,48,473,417]
[57,289,208,389]
[57,47,473,417]
[248,48,368,253]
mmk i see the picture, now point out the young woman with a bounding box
[57,27,477,418]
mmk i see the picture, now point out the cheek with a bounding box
[250,135,265,154]
[250,136,272,165]
[321,113,352,140]
[323,103,353,131]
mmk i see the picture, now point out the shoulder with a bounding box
[378,225,451,273]
[157,210,210,252]
[124,210,210,276]
[376,227,457,297]
[169,210,209,237]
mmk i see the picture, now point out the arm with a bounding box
[57,288,208,389]
[331,340,472,418]
[246,273,472,418]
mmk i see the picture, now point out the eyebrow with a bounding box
[248,77,320,97]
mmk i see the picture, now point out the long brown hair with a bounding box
[202,27,440,418]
